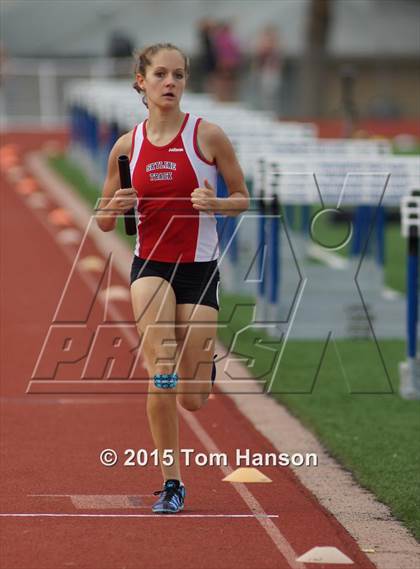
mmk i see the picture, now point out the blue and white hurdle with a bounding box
[399,190,420,399]
[64,79,420,345]
[251,153,419,339]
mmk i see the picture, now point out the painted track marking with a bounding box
[0,513,279,519]
[16,153,307,568]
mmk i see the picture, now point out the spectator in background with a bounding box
[107,31,135,77]
[198,18,217,93]
[252,25,283,113]
[212,21,242,101]
[107,31,135,59]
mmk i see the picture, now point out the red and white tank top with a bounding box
[129,113,219,263]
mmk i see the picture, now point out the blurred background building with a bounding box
[0,0,419,127]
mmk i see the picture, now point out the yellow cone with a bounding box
[16,177,39,195]
[27,193,49,209]
[222,468,272,483]
[56,228,81,245]
[6,165,25,182]
[78,255,105,272]
[99,285,130,302]
[296,546,353,564]
[48,207,73,227]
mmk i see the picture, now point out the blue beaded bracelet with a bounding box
[153,373,179,389]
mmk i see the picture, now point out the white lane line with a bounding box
[26,492,149,498]
[24,153,306,568]
[0,513,278,519]
[180,408,304,569]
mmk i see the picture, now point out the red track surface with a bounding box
[0,132,378,569]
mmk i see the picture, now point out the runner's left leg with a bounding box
[175,303,218,411]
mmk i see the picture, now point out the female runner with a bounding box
[96,43,249,513]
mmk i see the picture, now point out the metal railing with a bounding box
[0,57,134,128]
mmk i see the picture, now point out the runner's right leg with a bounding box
[130,277,181,482]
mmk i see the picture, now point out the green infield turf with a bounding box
[218,292,420,541]
[49,153,419,540]
[285,205,406,294]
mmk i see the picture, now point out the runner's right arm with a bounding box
[95,133,137,232]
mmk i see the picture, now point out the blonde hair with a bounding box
[133,43,190,106]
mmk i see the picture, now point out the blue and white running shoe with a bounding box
[152,479,185,514]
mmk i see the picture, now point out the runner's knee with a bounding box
[178,395,203,412]
[142,335,177,374]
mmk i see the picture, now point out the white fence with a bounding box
[0,57,133,128]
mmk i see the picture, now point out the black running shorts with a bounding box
[130,256,220,311]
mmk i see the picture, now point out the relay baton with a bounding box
[118,155,137,235]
